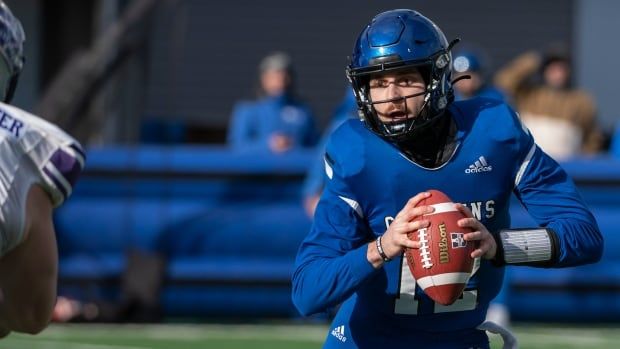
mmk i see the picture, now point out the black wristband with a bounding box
[376,236,391,263]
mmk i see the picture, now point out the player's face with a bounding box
[368,69,426,123]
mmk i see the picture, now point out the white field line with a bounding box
[37,323,328,342]
[2,338,146,349]
[515,328,619,345]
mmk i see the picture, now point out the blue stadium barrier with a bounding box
[54,147,620,321]
[55,145,314,318]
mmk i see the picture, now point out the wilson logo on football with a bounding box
[438,223,449,264]
[465,156,492,174]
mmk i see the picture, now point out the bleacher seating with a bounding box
[55,145,313,318]
[54,146,620,321]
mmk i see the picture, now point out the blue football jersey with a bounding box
[292,98,602,348]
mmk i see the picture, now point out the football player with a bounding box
[0,1,84,337]
[292,9,603,349]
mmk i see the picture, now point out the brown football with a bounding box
[405,189,475,305]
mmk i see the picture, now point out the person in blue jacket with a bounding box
[291,9,603,349]
[227,51,318,153]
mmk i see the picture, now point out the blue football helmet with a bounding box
[346,9,456,141]
[0,1,25,103]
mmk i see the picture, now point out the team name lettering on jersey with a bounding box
[0,111,24,138]
[464,200,495,220]
[383,200,496,229]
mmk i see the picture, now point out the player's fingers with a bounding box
[401,205,434,222]
[471,240,491,259]
[397,191,431,218]
[455,203,474,219]
[463,230,483,241]
[405,219,429,233]
[458,217,481,230]
[390,219,428,237]
[402,238,420,249]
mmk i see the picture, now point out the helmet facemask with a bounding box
[346,9,460,143]
[347,48,455,143]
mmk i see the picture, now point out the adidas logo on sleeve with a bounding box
[331,325,347,342]
[465,156,493,174]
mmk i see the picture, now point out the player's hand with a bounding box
[379,191,433,260]
[269,133,293,153]
[455,204,497,259]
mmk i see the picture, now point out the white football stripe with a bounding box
[417,272,471,289]
[424,202,457,216]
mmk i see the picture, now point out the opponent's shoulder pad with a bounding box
[0,102,28,139]
[324,118,368,178]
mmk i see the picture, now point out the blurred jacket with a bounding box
[495,51,602,158]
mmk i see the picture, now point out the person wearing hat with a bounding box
[452,49,505,102]
[227,52,318,153]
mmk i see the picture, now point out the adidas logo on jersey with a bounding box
[331,325,347,342]
[465,156,492,174]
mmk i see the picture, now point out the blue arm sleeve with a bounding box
[227,103,266,150]
[514,145,604,267]
[301,151,326,199]
[292,185,378,316]
[301,108,319,147]
[302,119,352,199]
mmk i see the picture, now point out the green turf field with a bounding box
[0,323,618,349]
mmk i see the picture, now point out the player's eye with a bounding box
[369,79,389,88]
[396,77,421,87]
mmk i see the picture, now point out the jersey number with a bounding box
[394,256,479,314]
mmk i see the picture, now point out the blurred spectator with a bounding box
[227,52,318,153]
[494,46,603,160]
[452,48,505,101]
[302,88,357,217]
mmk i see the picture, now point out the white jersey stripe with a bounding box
[63,145,85,169]
[324,157,333,179]
[514,144,537,188]
[44,162,73,198]
[339,196,363,218]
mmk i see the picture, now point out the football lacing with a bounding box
[418,228,433,269]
